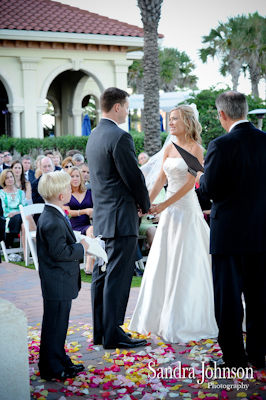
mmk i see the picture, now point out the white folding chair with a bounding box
[19,203,44,270]
[0,235,24,262]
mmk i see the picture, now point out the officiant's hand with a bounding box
[196,171,203,185]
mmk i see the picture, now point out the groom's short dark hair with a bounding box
[100,87,129,113]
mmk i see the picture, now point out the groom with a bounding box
[86,87,150,349]
[198,91,266,370]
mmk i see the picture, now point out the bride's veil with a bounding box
[141,103,199,191]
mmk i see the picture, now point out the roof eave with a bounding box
[0,29,145,50]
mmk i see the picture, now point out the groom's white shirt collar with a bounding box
[102,117,118,126]
[229,119,249,132]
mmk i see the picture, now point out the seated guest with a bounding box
[11,160,32,203]
[61,157,74,173]
[53,151,62,170]
[72,153,84,166]
[63,166,94,275]
[79,163,91,190]
[32,157,55,205]
[0,151,5,173]
[0,198,5,256]
[0,169,36,256]
[32,157,55,223]
[139,187,166,249]
[138,152,149,166]
[3,150,13,169]
[21,155,35,184]
[34,155,46,180]
[65,149,82,158]
[44,150,61,171]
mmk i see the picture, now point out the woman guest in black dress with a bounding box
[63,166,94,274]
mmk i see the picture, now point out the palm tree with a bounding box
[159,48,198,91]
[199,14,266,96]
[241,13,266,97]
[137,0,164,155]
[199,16,246,91]
[128,60,144,94]
[128,48,198,93]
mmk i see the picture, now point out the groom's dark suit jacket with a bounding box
[87,119,150,238]
[200,121,266,255]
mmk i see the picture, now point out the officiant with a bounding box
[197,91,266,370]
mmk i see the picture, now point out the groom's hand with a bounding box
[137,206,146,217]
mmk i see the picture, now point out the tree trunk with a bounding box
[249,55,260,97]
[137,0,163,155]
[228,57,242,91]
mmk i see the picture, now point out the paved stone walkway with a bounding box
[0,261,265,400]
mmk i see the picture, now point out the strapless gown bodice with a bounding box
[163,157,202,212]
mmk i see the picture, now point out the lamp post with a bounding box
[248,109,266,130]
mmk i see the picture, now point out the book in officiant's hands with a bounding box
[172,142,204,177]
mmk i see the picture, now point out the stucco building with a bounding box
[0,0,153,138]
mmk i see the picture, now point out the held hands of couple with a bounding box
[150,202,166,216]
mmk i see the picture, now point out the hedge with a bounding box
[0,131,169,159]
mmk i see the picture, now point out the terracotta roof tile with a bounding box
[0,0,163,38]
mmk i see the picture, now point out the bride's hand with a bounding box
[150,202,166,215]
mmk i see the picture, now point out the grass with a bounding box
[6,258,143,288]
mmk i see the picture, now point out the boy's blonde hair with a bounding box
[38,171,71,201]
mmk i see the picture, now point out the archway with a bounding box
[0,80,10,136]
[42,65,103,137]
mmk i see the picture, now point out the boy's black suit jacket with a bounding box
[37,205,84,301]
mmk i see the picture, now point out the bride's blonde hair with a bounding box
[170,105,202,144]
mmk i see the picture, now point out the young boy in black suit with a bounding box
[37,171,90,380]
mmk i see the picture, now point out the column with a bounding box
[0,298,30,400]
[54,112,61,136]
[19,57,41,138]
[71,108,83,136]
[111,60,132,131]
[36,101,47,139]
[7,104,24,138]
[111,60,132,88]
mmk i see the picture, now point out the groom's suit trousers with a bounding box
[91,235,137,346]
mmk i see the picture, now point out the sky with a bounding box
[57,0,266,98]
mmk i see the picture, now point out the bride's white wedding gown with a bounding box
[129,157,218,343]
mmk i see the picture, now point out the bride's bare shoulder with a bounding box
[191,142,204,161]
[164,142,175,154]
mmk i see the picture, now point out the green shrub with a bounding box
[0,131,170,159]
[130,130,169,156]
[0,135,89,158]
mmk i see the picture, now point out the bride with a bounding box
[129,105,218,343]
